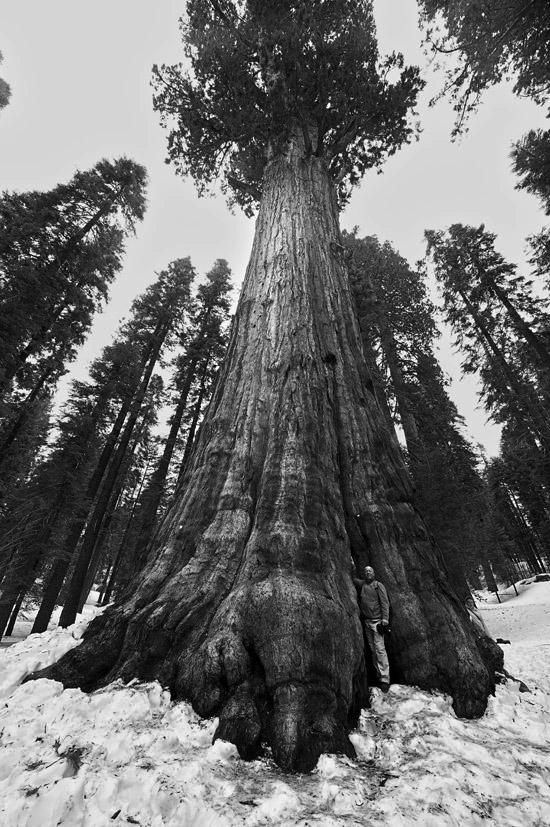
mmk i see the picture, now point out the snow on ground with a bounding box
[477,580,550,645]
[1,587,549,826]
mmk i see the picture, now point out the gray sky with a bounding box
[1,0,548,456]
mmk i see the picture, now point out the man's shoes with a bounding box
[380,682,390,693]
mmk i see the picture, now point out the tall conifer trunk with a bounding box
[32,134,498,772]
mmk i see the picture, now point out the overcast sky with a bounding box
[1,0,548,456]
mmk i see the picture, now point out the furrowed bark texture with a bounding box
[33,137,497,772]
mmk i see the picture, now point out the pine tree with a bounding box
[344,230,436,463]
[0,344,134,639]
[1,257,194,639]
[409,351,490,596]
[345,231,487,599]
[498,426,550,569]
[484,454,548,580]
[33,1,500,772]
[0,157,148,470]
[425,224,550,458]
[57,258,196,629]
[125,259,232,578]
[74,374,165,616]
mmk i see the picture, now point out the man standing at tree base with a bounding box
[355,566,391,692]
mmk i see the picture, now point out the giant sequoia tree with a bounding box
[33,1,501,772]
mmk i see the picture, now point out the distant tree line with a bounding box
[346,223,550,602]
[0,158,233,639]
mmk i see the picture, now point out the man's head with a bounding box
[364,566,375,583]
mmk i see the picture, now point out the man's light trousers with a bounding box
[364,620,390,683]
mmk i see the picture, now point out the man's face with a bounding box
[364,567,375,583]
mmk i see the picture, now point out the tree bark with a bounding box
[31,135,499,772]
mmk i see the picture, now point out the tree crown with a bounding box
[152,0,423,213]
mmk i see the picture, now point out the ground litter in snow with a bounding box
[1,585,549,826]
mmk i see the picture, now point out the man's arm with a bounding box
[377,582,390,624]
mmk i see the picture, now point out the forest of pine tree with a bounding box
[1,0,550,773]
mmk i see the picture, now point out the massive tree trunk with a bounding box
[31,135,499,772]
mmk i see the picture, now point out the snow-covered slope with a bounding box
[481,581,550,645]
[1,588,549,826]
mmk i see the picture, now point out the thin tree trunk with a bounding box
[482,559,498,593]
[76,491,121,614]
[31,557,70,634]
[177,362,212,481]
[0,481,73,639]
[59,366,163,627]
[31,134,500,772]
[132,358,201,566]
[5,591,25,637]
[102,458,153,600]
[77,422,146,611]
[378,321,421,464]
[458,287,550,450]
[101,548,124,607]
[0,551,42,639]
[98,560,114,605]
[352,289,399,435]
[51,333,164,609]
[504,487,545,573]
[31,376,152,635]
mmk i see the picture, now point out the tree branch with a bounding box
[207,0,252,50]
[225,174,262,202]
